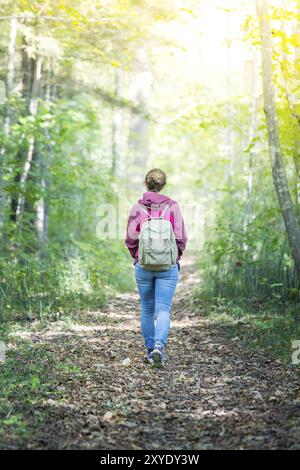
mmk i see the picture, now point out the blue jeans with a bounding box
[135,262,179,349]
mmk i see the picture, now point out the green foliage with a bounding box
[198,180,299,301]
[0,337,86,446]
[0,91,134,321]
[192,293,300,362]
[0,342,53,442]
[186,0,300,306]
[0,0,299,326]
[0,244,128,321]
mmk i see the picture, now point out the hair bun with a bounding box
[145,169,167,192]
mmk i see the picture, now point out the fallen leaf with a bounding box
[121,357,131,366]
[103,411,114,421]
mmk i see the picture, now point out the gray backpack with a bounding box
[138,204,178,271]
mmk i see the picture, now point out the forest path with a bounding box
[12,256,300,450]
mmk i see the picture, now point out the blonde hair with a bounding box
[145,168,167,192]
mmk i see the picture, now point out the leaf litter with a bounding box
[2,256,300,450]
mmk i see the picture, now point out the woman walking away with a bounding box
[125,169,187,368]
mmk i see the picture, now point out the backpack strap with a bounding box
[160,203,170,218]
[138,204,152,220]
[138,203,170,220]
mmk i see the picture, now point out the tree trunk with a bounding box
[111,69,122,177]
[10,35,43,225]
[294,1,300,204]
[10,35,33,223]
[36,62,53,256]
[127,74,151,191]
[0,17,18,229]
[243,54,259,250]
[225,16,234,183]
[256,0,300,287]
[127,51,152,192]
[20,54,43,235]
[4,17,18,134]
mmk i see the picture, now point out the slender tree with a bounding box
[10,32,43,226]
[111,69,122,177]
[3,17,17,135]
[0,17,18,228]
[256,0,300,287]
[294,0,300,203]
[127,50,152,191]
[243,53,259,250]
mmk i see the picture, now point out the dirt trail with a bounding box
[13,257,300,449]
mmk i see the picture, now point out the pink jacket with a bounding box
[125,191,188,262]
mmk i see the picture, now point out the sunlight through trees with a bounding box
[0,0,299,317]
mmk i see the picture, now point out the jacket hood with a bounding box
[138,191,172,208]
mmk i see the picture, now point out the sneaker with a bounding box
[145,348,154,366]
[151,344,164,368]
